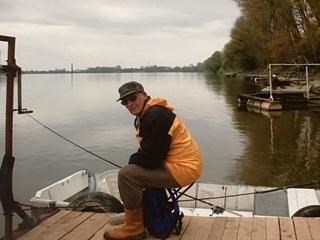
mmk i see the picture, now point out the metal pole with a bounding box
[2,36,15,240]
[268,64,274,100]
[305,64,310,100]
[6,38,15,155]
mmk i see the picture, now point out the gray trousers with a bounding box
[118,164,181,210]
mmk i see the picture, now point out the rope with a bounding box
[178,180,320,202]
[27,113,122,169]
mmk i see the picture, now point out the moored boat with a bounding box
[30,169,320,218]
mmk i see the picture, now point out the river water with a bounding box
[1,72,320,234]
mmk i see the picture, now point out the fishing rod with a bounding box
[26,113,320,217]
[179,180,320,202]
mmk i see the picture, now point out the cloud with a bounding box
[0,0,240,70]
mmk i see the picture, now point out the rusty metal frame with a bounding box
[0,35,34,240]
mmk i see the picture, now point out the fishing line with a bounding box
[27,113,122,169]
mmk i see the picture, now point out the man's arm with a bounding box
[129,106,175,169]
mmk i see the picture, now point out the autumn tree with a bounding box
[222,0,320,72]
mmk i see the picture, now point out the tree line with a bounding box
[204,0,320,73]
[23,64,205,74]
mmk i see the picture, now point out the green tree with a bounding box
[203,51,222,73]
[222,16,261,71]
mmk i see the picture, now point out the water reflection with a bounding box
[239,111,320,186]
[204,74,320,187]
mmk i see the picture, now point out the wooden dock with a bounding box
[15,210,320,240]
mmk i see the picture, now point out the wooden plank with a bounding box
[221,217,240,240]
[307,218,320,240]
[38,210,72,225]
[91,215,193,240]
[252,217,266,240]
[266,217,280,240]
[26,211,93,240]
[17,211,73,240]
[170,216,192,240]
[18,213,320,240]
[178,216,214,240]
[287,189,319,216]
[237,217,253,240]
[207,217,228,240]
[89,222,110,240]
[293,218,312,240]
[107,216,193,240]
[279,218,296,240]
[61,213,113,240]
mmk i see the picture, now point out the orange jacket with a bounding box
[129,97,202,186]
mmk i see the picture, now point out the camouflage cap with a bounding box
[117,81,144,101]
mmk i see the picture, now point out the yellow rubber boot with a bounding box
[104,208,146,240]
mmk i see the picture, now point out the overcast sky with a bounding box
[0,0,240,70]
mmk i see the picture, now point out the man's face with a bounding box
[121,92,147,116]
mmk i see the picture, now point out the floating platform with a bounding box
[15,210,320,240]
[238,92,310,111]
[238,94,282,111]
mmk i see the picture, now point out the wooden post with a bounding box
[0,35,16,240]
[0,35,34,240]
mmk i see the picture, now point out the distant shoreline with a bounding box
[22,70,203,74]
[22,64,205,74]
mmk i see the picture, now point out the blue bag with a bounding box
[143,188,183,239]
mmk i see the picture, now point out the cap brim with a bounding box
[116,90,140,101]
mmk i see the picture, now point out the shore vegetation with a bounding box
[222,0,320,72]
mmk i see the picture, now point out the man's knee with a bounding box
[118,164,139,182]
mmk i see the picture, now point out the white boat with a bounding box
[30,169,320,218]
